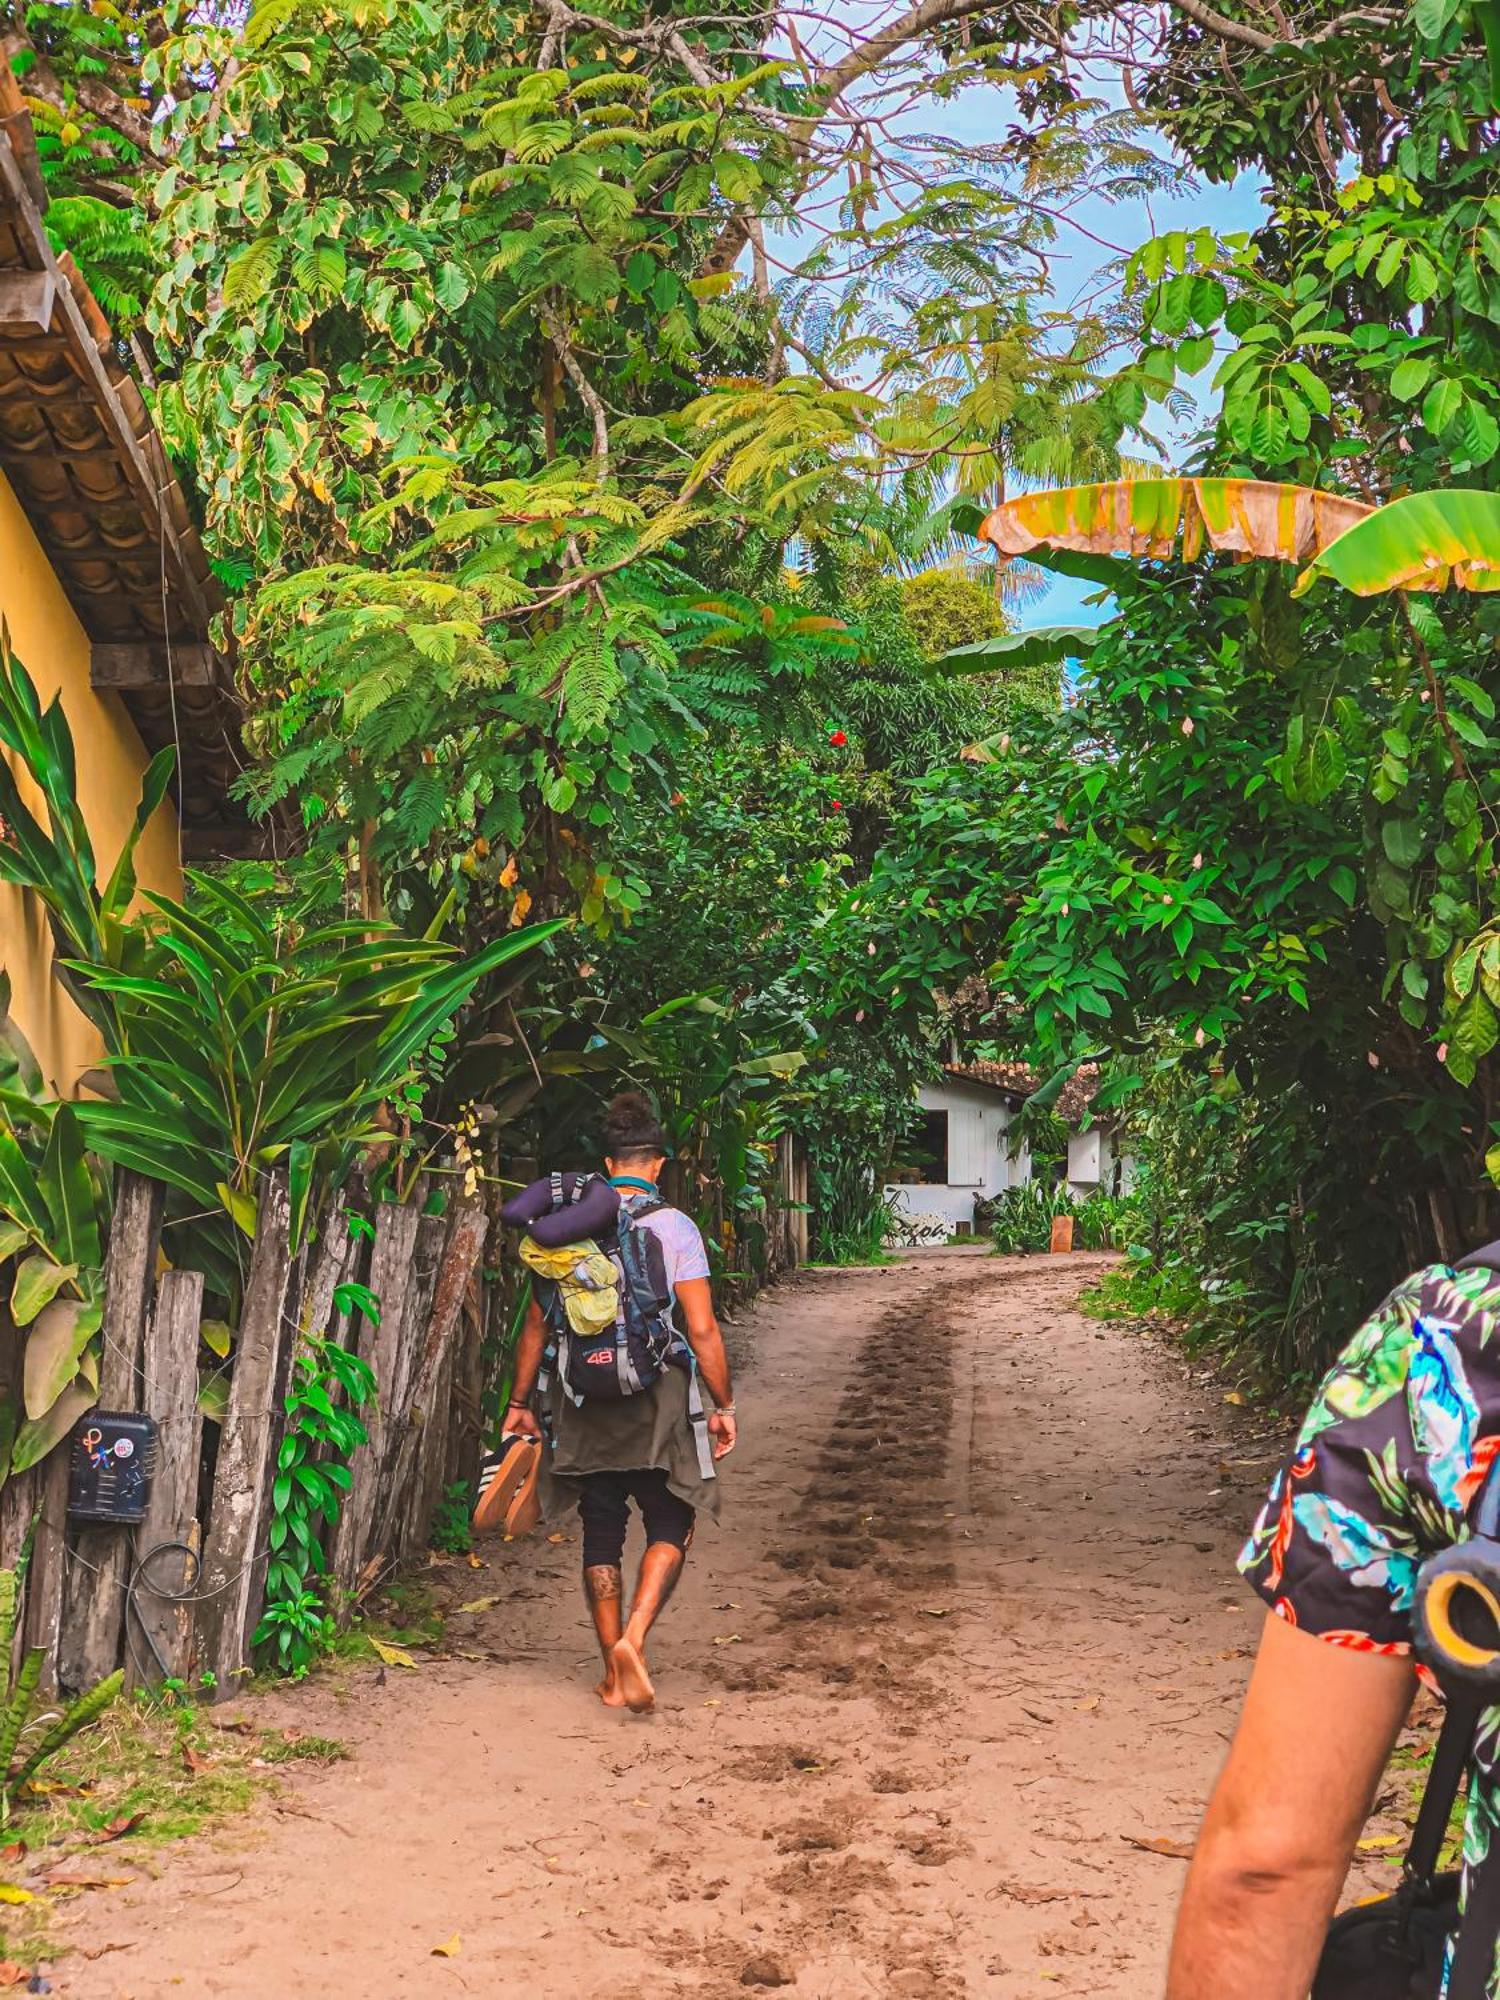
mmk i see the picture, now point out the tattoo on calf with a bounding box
[584,1564,623,1602]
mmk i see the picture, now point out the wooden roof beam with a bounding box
[0,269,56,333]
[91,641,221,689]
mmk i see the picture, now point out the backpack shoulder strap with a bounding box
[1448,1821,1500,1999]
[1405,1437,1500,1990]
[549,1170,565,1211]
[1404,1691,1481,1890]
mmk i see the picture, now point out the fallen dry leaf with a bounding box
[1224,1390,1248,1407]
[432,1934,461,1958]
[0,1886,30,1906]
[1075,1695,1101,1713]
[81,1814,144,1846]
[369,1638,419,1670]
[921,1607,951,1619]
[711,1634,742,1647]
[466,1552,484,1569]
[0,1845,22,1868]
[1357,1834,1405,1853]
[545,1532,570,1545]
[79,1945,131,1963]
[0,1963,24,1987]
[1122,1835,1194,1860]
[456,1597,500,1615]
[211,1717,256,1736]
[182,1745,212,1775]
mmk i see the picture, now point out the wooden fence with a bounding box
[0,1132,809,1695]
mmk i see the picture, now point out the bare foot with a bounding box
[610,1637,655,1713]
[595,1674,628,1709]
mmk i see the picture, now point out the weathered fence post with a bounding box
[128,1270,204,1689]
[444,1258,487,1502]
[384,1211,445,1450]
[23,1450,70,1692]
[194,1170,292,1694]
[328,1201,422,1608]
[58,1169,163,1692]
[373,1199,489,1564]
[300,1191,366,1352]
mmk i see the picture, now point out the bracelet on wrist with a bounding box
[717,1402,737,1416]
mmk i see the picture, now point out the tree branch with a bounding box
[1161,0,1399,51]
[699,0,1008,277]
[540,305,610,484]
[1,34,157,155]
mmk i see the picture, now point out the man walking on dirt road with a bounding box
[502,1093,737,1712]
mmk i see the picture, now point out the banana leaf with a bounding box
[979,478,1372,570]
[1294,488,1500,596]
[940,625,1101,673]
[36,1105,101,1279]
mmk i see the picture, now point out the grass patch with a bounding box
[1079,1255,1206,1334]
[17,1697,265,1850]
[330,1575,448,1661]
[0,1693,322,1966]
[254,1732,349,1766]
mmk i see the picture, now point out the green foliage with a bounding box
[0,629,174,1049]
[57,876,557,1309]
[814,1186,901,1266]
[983,1180,1072,1256]
[900,567,1009,662]
[982,1181,1137,1256]
[0,1560,122,1820]
[0,989,110,1473]
[1081,1250,1207,1332]
[1073,1189,1141,1252]
[255,1321,377,1678]
[428,1482,474,1557]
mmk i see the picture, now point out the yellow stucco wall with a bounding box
[0,468,182,1095]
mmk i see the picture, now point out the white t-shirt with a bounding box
[628,1202,711,1291]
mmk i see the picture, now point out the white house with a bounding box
[883,1063,1033,1236]
[883,1059,1136,1242]
[1059,1067,1138,1198]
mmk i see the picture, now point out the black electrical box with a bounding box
[67,1411,157,1525]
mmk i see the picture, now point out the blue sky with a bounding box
[923,83,1269,627]
[767,22,1269,632]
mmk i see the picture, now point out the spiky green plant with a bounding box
[0,1564,123,1822]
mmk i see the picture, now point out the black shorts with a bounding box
[577,1469,695,1568]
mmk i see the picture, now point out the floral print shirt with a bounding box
[1240,1260,1500,1996]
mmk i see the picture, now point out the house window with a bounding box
[911,1109,949,1185]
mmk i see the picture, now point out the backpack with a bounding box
[535,1173,683,1404]
[1315,1241,1500,2000]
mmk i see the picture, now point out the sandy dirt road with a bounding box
[61,1249,1287,1998]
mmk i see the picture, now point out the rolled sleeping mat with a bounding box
[501,1172,622,1248]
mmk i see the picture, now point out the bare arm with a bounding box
[1167,1612,1417,2000]
[503,1298,548,1440]
[674,1276,736,1458]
